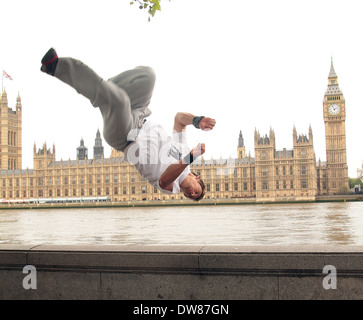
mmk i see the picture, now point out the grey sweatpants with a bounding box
[54,58,156,151]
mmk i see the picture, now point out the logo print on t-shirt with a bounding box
[168,145,182,160]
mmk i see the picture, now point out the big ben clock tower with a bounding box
[323,58,349,194]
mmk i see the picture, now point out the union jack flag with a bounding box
[3,70,13,80]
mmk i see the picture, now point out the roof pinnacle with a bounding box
[329,57,337,78]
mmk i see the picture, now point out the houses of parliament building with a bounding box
[0,60,349,203]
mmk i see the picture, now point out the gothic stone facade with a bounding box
[0,61,349,202]
[0,90,22,171]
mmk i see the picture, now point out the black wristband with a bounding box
[183,152,195,165]
[192,116,205,129]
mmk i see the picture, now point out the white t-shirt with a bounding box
[124,121,191,194]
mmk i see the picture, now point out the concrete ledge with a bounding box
[0,245,363,299]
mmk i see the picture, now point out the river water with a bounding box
[0,202,363,246]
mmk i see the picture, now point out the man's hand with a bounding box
[174,113,216,132]
[199,117,216,131]
[191,143,205,158]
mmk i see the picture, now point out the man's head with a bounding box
[180,172,205,201]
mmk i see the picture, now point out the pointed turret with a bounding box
[328,57,337,79]
[254,128,260,145]
[1,89,7,110]
[77,138,88,160]
[33,141,55,169]
[293,125,297,141]
[238,131,244,147]
[1,88,7,99]
[269,127,275,145]
[16,92,22,112]
[309,124,313,143]
[326,57,343,97]
[93,129,104,160]
[237,130,246,159]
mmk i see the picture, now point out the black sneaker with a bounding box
[40,48,58,76]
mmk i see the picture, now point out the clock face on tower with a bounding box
[328,103,340,115]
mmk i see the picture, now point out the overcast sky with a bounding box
[1,0,362,177]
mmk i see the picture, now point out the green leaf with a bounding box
[148,6,156,17]
[152,0,161,11]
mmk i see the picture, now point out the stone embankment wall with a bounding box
[0,245,362,299]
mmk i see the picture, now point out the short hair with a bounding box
[190,172,205,202]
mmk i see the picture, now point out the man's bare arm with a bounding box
[173,112,216,133]
[173,112,194,133]
[158,160,188,191]
[158,143,205,190]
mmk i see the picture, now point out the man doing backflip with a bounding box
[40,48,216,201]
